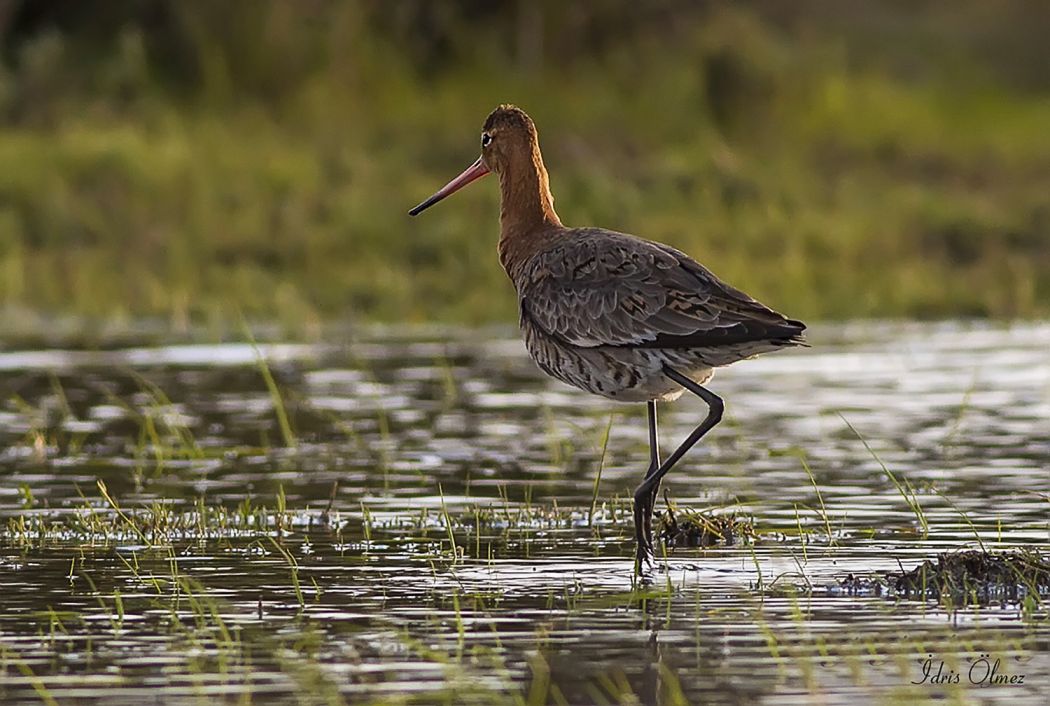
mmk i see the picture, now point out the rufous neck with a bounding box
[498,146,562,238]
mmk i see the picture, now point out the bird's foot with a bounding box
[635,539,656,579]
[633,483,659,579]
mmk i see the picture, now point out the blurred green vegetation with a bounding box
[0,0,1048,329]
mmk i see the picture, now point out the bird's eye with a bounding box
[481,133,493,148]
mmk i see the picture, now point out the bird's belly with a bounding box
[521,324,713,402]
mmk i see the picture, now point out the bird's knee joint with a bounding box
[709,398,725,423]
[633,484,652,504]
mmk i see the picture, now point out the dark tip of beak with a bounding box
[408,197,438,217]
[407,156,490,218]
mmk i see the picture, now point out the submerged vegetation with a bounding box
[0,1,1048,327]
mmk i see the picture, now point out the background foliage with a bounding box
[1,0,1048,329]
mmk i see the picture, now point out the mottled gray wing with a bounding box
[518,229,805,349]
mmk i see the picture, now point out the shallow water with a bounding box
[1,321,1048,705]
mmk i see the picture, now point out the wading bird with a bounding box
[410,105,806,573]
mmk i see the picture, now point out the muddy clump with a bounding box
[836,550,1050,604]
[656,503,754,548]
[894,550,1050,601]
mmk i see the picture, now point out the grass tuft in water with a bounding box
[588,414,615,529]
[655,500,755,549]
[839,549,1050,606]
[894,550,1050,603]
[244,322,298,449]
[840,413,929,537]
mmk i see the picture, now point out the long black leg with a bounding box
[646,400,660,471]
[634,401,661,568]
[644,400,661,521]
[633,365,724,571]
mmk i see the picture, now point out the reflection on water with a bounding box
[0,321,1048,704]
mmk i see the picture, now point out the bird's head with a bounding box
[409,104,538,216]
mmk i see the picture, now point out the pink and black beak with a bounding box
[409,156,491,216]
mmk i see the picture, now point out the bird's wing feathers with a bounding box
[519,229,805,349]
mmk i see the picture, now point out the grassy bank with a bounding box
[1,2,1048,328]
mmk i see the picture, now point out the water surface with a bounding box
[1,321,1048,704]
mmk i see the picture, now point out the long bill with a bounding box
[409,156,490,216]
